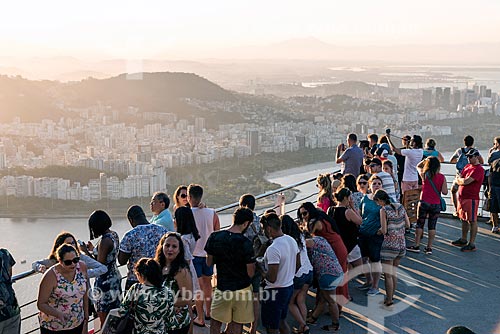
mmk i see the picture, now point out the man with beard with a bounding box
[205,208,256,334]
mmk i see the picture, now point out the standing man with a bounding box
[205,208,256,334]
[336,133,364,178]
[388,134,424,195]
[451,149,484,252]
[394,135,411,196]
[368,158,397,202]
[0,248,20,334]
[260,213,300,334]
[189,184,220,327]
[449,135,484,216]
[118,205,168,291]
[150,192,174,231]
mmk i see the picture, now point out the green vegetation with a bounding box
[0,148,335,216]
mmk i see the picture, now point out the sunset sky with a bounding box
[1,0,499,60]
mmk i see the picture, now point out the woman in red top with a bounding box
[298,202,349,310]
[316,174,334,212]
[408,157,448,255]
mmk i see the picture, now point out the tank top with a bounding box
[192,207,215,257]
[39,263,86,331]
[330,207,359,253]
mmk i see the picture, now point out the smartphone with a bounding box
[77,240,85,247]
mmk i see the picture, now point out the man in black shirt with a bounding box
[205,208,256,334]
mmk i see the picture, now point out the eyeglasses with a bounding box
[358,181,368,185]
[63,257,80,266]
[179,194,187,199]
[300,211,308,217]
[150,200,164,205]
[369,164,379,168]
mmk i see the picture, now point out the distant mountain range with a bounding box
[0,72,238,123]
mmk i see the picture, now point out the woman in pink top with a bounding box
[407,157,448,255]
[316,173,334,212]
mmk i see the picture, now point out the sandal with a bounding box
[321,322,340,332]
[306,314,318,324]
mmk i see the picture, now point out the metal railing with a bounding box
[12,161,493,333]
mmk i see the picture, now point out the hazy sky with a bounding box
[1,0,500,60]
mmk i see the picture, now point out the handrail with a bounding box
[13,160,495,333]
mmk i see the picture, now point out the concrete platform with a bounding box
[194,216,500,334]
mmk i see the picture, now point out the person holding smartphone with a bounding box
[336,133,364,178]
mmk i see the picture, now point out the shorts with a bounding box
[358,233,384,262]
[251,272,262,293]
[293,271,313,290]
[193,256,214,278]
[347,245,362,263]
[451,180,459,193]
[0,314,20,334]
[41,322,84,334]
[416,201,441,230]
[401,181,420,194]
[458,198,480,222]
[211,285,254,324]
[490,186,500,213]
[318,273,344,291]
[261,285,293,330]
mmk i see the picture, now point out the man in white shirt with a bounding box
[260,213,300,334]
[388,134,424,195]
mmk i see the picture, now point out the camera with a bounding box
[385,128,391,135]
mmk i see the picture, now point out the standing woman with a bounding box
[37,244,89,334]
[373,190,410,306]
[357,175,384,296]
[408,157,448,254]
[341,173,364,214]
[118,258,174,334]
[174,206,201,297]
[423,138,445,162]
[173,185,189,213]
[281,215,313,334]
[87,210,122,324]
[316,173,334,212]
[155,233,193,334]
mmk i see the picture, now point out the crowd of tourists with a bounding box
[1,132,498,334]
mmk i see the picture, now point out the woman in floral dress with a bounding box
[119,258,174,334]
[373,189,410,307]
[87,210,122,324]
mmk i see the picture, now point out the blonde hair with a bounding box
[316,173,333,203]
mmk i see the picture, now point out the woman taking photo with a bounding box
[118,258,174,334]
[86,210,122,324]
[408,156,448,254]
[358,175,384,296]
[373,189,410,307]
[281,215,313,334]
[37,244,89,334]
[32,231,107,278]
[422,138,445,162]
[155,232,193,333]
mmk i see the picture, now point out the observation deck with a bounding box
[11,162,500,334]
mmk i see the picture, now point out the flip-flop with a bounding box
[193,320,205,327]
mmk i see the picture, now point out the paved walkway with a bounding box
[194,216,500,334]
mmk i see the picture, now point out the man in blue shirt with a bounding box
[149,192,174,231]
[336,133,364,178]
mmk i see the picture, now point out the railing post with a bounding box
[275,192,286,216]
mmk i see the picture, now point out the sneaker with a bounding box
[491,226,499,234]
[357,283,371,291]
[424,247,433,255]
[460,244,477,252]
[451,238,468,247]
[406,245,421,253]
[366,288,380,296]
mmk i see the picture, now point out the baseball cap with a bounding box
[465,148,480,157]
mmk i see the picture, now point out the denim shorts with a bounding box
[193,256,214,278]
[261,285,294,330]
[358,233,384,262]
[293,270,313,290]
[318,273,344,291]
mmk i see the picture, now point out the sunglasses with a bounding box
[179,193,187,198]
[358,181,368,185]
[63,257,80,266]
[369,164,379,168]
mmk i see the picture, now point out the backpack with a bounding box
[455,148,469,173]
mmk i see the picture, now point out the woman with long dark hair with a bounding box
[86,210,122,324]
[175,206,201,295]
[341,173,364,213]
[281,215,313,334]
[297,202,349,310]
[173,185,189,212]
[37,244,89,334]
[373,189,410,306]
[408,156,448,254]
[118,258,174,334]
[155,233,193,334]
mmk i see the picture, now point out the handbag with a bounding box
[483,198,491,212]
[250,222,270,258]
[103,299,135,334]
[426,172,446,212]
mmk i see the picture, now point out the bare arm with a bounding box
[266,264,279,283]
[206,254,214,268]
[437,152,445,163]
[345,208,362,226]
[97,237,113,265]
[117,250,131,266]
[456,176,476,186]
[213,213,220,231]
[387,135,402,155]
[173,268,193,307]
[295,253,301,273]
[441,178,448,195]
[247,263,256,278]
[379,208,388,235]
